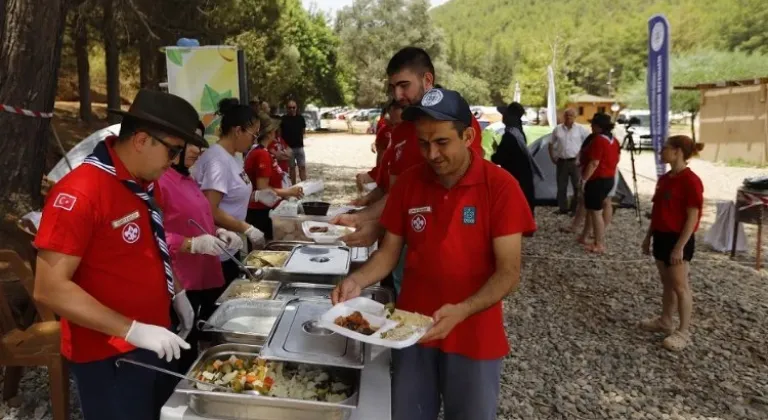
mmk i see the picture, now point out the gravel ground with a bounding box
[2,133,767,420]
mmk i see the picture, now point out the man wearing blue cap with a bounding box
[333,88,536,420]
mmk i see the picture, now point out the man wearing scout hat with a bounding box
[33,89,207,419]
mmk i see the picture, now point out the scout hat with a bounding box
[402,88,472,126]
[108,89,208,148]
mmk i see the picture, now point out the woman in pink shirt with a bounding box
[157,124,243,373]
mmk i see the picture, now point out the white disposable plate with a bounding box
[317,297,431,349]
[302,221,356,244]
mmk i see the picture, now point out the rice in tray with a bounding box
[227,283,274,300]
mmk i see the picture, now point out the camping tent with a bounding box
[528,134,636,208]
[47,124,122,182]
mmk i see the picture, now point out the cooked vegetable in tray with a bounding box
[192,355,352,402]
[226,283,274,300]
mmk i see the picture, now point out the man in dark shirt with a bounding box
[280,100,307,183]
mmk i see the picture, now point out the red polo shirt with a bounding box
[268,136,290,172]
[367,125,395,180]
[34,138,171,363]
[651,168,704,233]
[389,115,485,178]
[244,146,283,210]
[379,150,536,360]
[375,145,396,193]
[583,134,620,180]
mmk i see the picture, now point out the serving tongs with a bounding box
[188,219,263,283]
[115,358,239,393]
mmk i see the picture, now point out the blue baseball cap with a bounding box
[402,88,472,126]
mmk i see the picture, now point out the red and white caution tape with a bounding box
[1,104,53,118]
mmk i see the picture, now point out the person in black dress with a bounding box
[492,102,538,218]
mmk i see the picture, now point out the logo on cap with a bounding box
[421,89,443,107]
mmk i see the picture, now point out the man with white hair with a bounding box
[549,108,590,214]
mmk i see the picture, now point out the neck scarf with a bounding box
[83,141,175,296]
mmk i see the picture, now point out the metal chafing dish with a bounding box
[261,298,365,369]
[215,280,282,305]
[264,240,313,252]
[201,299,287,345]
[275,283,393,306]
[176,343,361,420]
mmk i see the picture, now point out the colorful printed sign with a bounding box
[166,46,241,143]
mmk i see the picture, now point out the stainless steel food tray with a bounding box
[282,245,351,276]
[215,280,282,305]
[262,270,344,285]
[261,298,365,369]
[275,283,394,305]
[176,343,360,420]
[264,240,313,252]
[201,299,286,345]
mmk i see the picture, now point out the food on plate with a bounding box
[334,311,378,335]
[309,226,329,233]
[226,283,274,300]
[245,251,289,268]
[192,355,352,402]
[381,308,433,341]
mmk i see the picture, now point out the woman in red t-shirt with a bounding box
[244,115,304,242]
[640,135,704,352]
[578,113,621,253]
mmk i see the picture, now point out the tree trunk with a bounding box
[0,0,68,219]
[102,0,120,123]
[139,39,155,89]
[690,111,697,142]
[74,9,92,122]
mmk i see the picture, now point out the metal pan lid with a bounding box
[260,298,365,369]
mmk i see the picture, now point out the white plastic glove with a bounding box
[244,225,266,248]
[253,189,280,206]
[124,321,191,362]
[172,290,195,339]
[190,234,227,256]
[216,228,243,250]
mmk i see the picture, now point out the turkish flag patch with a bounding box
[53,193,77,211]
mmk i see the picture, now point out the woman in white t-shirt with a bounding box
[192,98,266,284]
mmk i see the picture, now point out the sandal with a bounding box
[663,331,690,352]
[638,317,675,335]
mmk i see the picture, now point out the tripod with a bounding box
[622,129,642,222]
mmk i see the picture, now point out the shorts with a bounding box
[584,177,614,210]
[290,147,306,167]
[652,231,695,266]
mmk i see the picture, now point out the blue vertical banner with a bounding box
[647,14,670,178]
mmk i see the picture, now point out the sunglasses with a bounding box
[147,132,185,161]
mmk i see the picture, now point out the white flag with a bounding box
[513,81,521,103]
[546,66,557,128]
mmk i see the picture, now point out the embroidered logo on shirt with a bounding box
[122,222,141,244]
[408,206,432,215]
[421,89,444,107]
[411,214,427,232]
[463,206,476,224]
[111,211,140,229]
[53,193,77,211]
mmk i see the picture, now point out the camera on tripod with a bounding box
[616,116,643,152]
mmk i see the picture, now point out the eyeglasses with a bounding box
[287,107,297,110]
[146,132,185,161]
